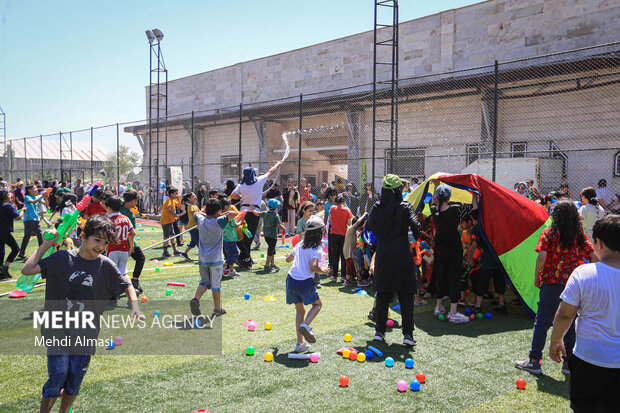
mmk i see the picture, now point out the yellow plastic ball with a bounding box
[342,349,351,359]
[264,352,274,362]
[357,352,366,362]
[344,333,352,342]
[265,322,273,330]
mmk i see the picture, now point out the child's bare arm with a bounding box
[310,258,329,274]
[128,228,136,255]
[125,286,144,320]
[21,231,57,275]
[285,252,295,263]
[278,223,286,232]
[369,252,376,275]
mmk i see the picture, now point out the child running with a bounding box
[180,192,201,260]
[104,196,135,284]
[219,197,241,276]
[190,198,237,317]
[261,199,286,271]
[284,215,330,353]
[160,187,181,257]
[0,188,25,279]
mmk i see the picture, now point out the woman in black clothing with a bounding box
[367,174,422,346]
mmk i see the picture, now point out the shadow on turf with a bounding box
[536,374,570,399]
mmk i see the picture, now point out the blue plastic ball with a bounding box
[364,350,374,360]
[385,357,394,367]
[464,308,472,315]
[405,358,414,369]
[153,311,161,317]
[107,340,115,350]
[194,319,202,328]
[485,312,492,319]
[410,379,421,391]
[244,293,250,300]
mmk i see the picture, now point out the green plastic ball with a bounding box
[438,314,446,321]
[476,312,484,320]
[155,267,160,272]
[261,254,265,258]
[246,346,255,356]
[165,289,172,296]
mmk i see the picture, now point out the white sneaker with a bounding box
[434,306,446,316]
[298,322,316,343]
[231,270,241,277]
[294,342,311,353]
[448,312,470,323]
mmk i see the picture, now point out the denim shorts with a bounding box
[286,274,320,305]
[188,228,199,248]
[42,354,91,398]
[223,241,239,265]
[199,264,223,292]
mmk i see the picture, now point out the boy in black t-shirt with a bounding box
[21,216,144,413]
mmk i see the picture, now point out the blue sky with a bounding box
[1,0,478,152]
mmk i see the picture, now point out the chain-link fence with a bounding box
[1,43,618,213]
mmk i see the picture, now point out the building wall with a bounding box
[154,0,619,116]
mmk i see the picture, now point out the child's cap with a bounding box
[306,215,325,230]
[435,184,452,199]
[267,199,281,210]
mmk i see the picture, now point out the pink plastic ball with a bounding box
[387,319,394,328]
[114,336,122,346]
[248,325,256,331]
[397,380,407,392]
[309,353,320,363]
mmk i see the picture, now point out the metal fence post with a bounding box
[492,60,499,182]
[59,132,62,182]
[116,123,120,195]
[238,103,243,181]
[90,127,94,184]
[298,94,303,185]
[191,111,195,191]
[40,135,43,180]
[23,137,27,182]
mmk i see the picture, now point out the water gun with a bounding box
[281,230,286,245]
[241,222,252,239]
[412,241,422,266]
[76,181,102,211]
[234,209,247,222]
[461,248,482,282]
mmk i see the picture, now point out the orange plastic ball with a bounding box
[416,372,426,383]
[349,350,358,361]
[141,296,148,303]
[516,378,526,390]
[339,375,349,387]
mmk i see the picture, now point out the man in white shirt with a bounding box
[596,179,619,212]
[549,214,620,412]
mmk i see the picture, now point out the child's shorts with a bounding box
[188,228,199,248]
[286,274,319,305]
[162,223,175,239]
[108,250,129,275]
[199,263,223,292]
[223,241,238,265]
[265,236,277,256]
[42,354,91,398]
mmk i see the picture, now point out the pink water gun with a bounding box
[76,181,102,211]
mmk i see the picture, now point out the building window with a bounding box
[221,155,240,179]
[615,151,620,177]
[511,142,527,158]
[384,147,426,177]
[466,144,479,166]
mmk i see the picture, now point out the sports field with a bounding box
[0,218,571,412]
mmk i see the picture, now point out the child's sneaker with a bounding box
[180,252,190,260]
[367,308,376,322]
[162,250,171,258]
[231,270,242,277]
[473,306,482,315]
[373,331,385,342]
[403,334,416,346]
[131,279,143,294]
[298,322,316,343]
[190,298,201,316]
[272,265,280,271]
[294,342,311,353]
[515,359,542,375]
[495,304,508,315]
[457,300,466,306]
[448,312,470,323]
[263,266,272,272]
[357,279,371,287]
[173,250,181,256]
[434,306,446,316]
[343,279,356,287]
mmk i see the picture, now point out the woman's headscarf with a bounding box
[378,174,405,217]
[241,167,257,185]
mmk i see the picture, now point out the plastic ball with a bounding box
[194,319,202,328]
[397,380,408,392]
[151,240,156,244]
[416,372,426,383]
[405,358,414,369]
[136,237,140,240]
[349,350,358,361]
[410,379,421,391]
[248,324,256,331]
[516,378,526,389]
[438,314,446,321]
[387,319,394,328]
[265,322,273,330]
[114,336,122,346]
[485,312,492,319]
[310,353,320,363]
[264,352,273,362]
[476,312,484,320]
[153,311,161,317]
[165,289,172,296]
[141,296,148,303]
[470,314,475,321]
[224,270,228,275]
[385,357,394,367]
[339,375,349,387]
[155,267,160,272]
[344,333,352,342]
[342,349,351,359]
[261,254,265,258]
[464,308,472,315]
[244,293,251,300]
[357,352,366,362]
[246,346,255,356]
[107,340,115,350]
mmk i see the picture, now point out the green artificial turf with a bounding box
[0,217,571,412]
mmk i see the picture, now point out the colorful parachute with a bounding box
[407,173,550,315]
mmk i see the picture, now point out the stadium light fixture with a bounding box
[152,29,164,41]
[145,30,155,43]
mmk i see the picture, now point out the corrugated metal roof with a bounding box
[0,138,108,162]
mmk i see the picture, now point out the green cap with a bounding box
[382,174,406,190]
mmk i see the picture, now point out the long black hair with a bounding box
[581,187,599,206]
[0,188,9,203]
[550,200,585,249]
[302,227,324,249]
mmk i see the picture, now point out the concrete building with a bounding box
[127,0,620,193]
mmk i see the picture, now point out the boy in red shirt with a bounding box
[328,194,352,282]
[104,196,135,280]
[84,188,106,219]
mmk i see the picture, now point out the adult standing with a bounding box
[549,214,620,412]
[359,183,376,214]
[73,179,84,202]
[596,179,619,212]
[367,174,422,346]
[282,178,299,236]
[230,162,282,268]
